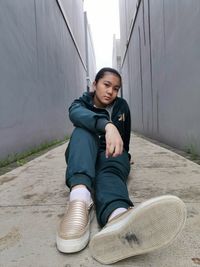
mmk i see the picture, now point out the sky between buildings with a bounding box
[84,0,120,71]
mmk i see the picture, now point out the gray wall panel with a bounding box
[61,0,86,63]
[120,0,200,153]
[84,12,96,89]
[121,54,129,100]
[0,0,91,160]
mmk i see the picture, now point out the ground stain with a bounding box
[32,210,39,214]
[23,192,55,204]
[23,193,37,199]
[23,184,34,191]
[0,227,21,251]
[61,191,69,198]
[45,154,55,159]
[187,208,199,218]
[154,152,168,155]
[42,210,51,213]
[169,187,200,201]
[192,258,200,265]
[57,213,64,218]
[192,170,200,174]
[0,175,17,186]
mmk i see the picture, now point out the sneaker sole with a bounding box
[56,228,90,253]
[56,208,94,253]
[89,195,187,264]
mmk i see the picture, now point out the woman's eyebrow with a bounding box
[103,79,121,88]
[104,80,120,86]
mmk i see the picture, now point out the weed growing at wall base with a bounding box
[0,137,69,172]
[136,133,200,166]
[185,144,199,160]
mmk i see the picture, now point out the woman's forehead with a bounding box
[101,72,121,83]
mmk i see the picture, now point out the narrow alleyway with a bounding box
[0,134,199,267]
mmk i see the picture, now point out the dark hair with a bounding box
[95,67,122,86]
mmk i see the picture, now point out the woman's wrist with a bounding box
[105,122,114,131]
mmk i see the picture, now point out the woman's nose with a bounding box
[106,87,113,94]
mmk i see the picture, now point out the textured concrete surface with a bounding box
[0,134,200,267]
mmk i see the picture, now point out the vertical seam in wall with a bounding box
[142,0,146,46]
[147,0,154,133]
[34,0,39,76]
[125,0,127,49]
[138,26,144,130]
[156,91,159,134]
[162,0,166,56]
[121,0,142,67]
[84,12,90,91]
[56,0,87,71]
[127,49,131,101]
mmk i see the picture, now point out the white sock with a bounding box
[69,187,91,206]
[108,208,127,221]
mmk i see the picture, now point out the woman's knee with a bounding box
[66,127,99,162]
[71,127,98,145]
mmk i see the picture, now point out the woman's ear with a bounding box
[92,81,96,92]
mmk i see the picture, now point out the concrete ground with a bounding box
[0,134,200,267]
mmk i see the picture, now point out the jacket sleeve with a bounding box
[69,99,110,134]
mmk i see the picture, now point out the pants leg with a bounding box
[94,151,134,227]
[65,127,99,192]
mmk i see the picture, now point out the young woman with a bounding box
[56,67,186,264]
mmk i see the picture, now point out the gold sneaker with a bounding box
[90,195,187,264]
[56,200,94,253]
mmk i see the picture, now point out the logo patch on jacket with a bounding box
[118,113,125,122]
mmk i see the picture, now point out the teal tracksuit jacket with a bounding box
[69,91,131,157]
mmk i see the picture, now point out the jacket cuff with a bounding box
[96,118,110,132]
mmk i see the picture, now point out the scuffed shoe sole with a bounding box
[89,195,187,264]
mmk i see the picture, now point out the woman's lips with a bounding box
[104,96,111,101]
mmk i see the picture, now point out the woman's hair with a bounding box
[94,67,122,86]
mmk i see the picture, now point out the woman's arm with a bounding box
[69,99,110,134]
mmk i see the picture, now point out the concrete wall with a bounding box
[112,35,121,72]
[0,0,95,160]
[119,0,200,154]
[84,12,96,90]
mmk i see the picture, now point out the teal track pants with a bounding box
[65,127,133,227]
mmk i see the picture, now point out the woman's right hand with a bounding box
[105,123,123,158]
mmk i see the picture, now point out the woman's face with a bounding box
[93,72,121,108]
